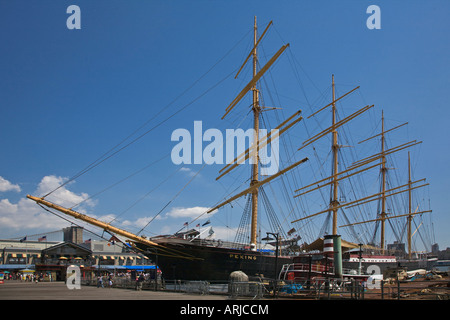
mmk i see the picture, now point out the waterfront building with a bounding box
[0,226,156,281]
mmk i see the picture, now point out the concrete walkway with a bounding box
[0,280,228,300]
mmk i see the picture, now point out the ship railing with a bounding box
[279,263,331,280]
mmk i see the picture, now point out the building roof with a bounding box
[300,237,379,252]
[42,241,92,256]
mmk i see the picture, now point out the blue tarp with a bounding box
[124,265,157,270]
[94,265,157,270]
[0,264,35,270]
[280,284,304,294]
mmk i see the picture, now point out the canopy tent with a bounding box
[0,264,35,270]
[20,269,35,273]
[124,265,158,270]
[93,265,158,271]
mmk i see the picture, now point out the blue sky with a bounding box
[0,1,449,250]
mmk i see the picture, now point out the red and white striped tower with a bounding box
[323,236,334,256]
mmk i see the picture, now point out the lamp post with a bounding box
[262,232,279,297]
[358,243,363,275]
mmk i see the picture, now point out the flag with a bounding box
[287,228,296,236]
[208,227,214,236]
[109,235,119,245]
[84,239,91,244]
[183,222,189,226]
[19,236,27,243]
[196,223,200,228]
[202,219,211,226]
[38,236,47,242]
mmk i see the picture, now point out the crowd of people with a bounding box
[1,269,160,291]
[96,272,158,290]
[0,272,50,282]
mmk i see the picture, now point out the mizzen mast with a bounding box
[380,110,387,252]
[336,113,431,253]
[407,151,412,259]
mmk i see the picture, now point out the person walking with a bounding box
[136,273,144,291]
[97,275,104,288]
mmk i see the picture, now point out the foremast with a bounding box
[250,16,260,248]
[209,17,307,250]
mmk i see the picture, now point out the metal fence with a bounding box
[277,277,450,300]
[80,276,268,298]
[80,275,449,300]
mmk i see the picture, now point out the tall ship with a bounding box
[27,17,436,281]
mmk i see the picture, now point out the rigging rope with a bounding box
[42,69,235,199]
[71,152,171,210]
[41,29,252,200]
[234,195,252,245]
[136,163,207,235]
[107,164,184,226]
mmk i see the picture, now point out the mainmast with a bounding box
[331,75,339,235]
[250,16,260,248]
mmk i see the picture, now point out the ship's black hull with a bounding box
[135,240,292,281]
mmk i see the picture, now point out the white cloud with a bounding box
[35,175,96,210]
[122,216,153,229]
[180,167,198,177]
[0,176,21,192]
[0,175,222,241]
[202,226,237,242]
[165,206,216,219]
[0,175,97,235]
[0,197,68,231]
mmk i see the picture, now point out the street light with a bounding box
[262,232,279,297]
[358,243,363,276]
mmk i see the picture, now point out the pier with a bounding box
[0,274,448,300]
[0,280,227,300]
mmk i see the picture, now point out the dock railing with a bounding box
[276,276,449,300]
[80,273,449,300]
